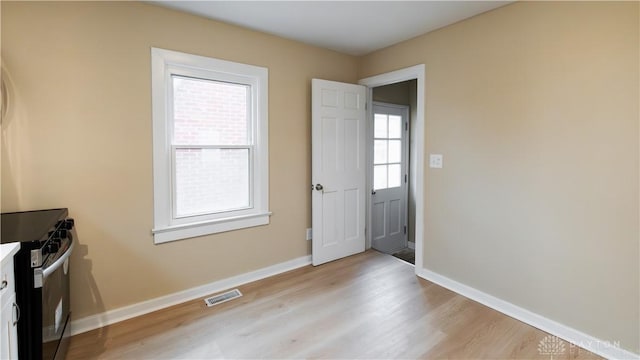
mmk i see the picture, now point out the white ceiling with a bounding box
[150,1,513,56]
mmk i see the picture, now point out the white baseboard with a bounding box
[415,268,639,360]
[407,241,415,250]
[71,255,312,336]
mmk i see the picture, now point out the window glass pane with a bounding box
[388,164,402,188]
[388,115,402,139]
[173,76,249,146]
[174,148,249,217]
[374,140,388,165]
[374,114,388,138]
[374,165,388,190]
[388,140,401,163]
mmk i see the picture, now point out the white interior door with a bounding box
[312,79,366,266]
[371,103,409,254]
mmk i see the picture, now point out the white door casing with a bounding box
[312,79,367,266]
[370,102,409,254]
[359,64,425,272]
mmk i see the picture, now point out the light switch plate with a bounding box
[429,154,443,168]
[306,228,312,241]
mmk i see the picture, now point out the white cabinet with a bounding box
[0,243,20,360]
[0,294,18,360]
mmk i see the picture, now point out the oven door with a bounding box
[40,237,74,360]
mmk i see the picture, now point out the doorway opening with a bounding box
[370,82,416,264]
[310,65,425,269]
[359,64,425,271]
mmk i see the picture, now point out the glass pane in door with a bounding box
[388,140,401,163]
[374,114,388,138]
[374,140,388,164]
[373,165,388,190]
[388,164,402,188]
[388,115,402,139]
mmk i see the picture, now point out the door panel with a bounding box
[389,199,401,235]
[344,119,358,169]
[312,79,366,266]
[322,191,338,246]
[372,201,386,240]
[344,188,359,239]
[322,117,337,172]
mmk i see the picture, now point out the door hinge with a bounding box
[404,174,408,183]
[405,122,408,131]
[404,225,407,235]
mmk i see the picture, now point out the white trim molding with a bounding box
[151,47,270,244]
[71,255,311,336]
[416,268,639,360]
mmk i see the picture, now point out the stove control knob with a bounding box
[51,230,64,240]
[63,218,75,230]
[46,242,59,254]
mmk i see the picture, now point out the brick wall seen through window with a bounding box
[172,76,251,217]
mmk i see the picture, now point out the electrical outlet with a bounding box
[306,228,312,241]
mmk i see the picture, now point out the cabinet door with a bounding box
[1,294,18,360]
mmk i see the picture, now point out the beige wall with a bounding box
[361,1,639,353]
[1,1,358,319]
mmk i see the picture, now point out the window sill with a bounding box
[152,211,272,244]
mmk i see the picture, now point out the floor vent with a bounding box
[204,289,243,307]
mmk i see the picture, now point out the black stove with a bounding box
[1,208,75,360]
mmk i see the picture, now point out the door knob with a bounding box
[315,184,324,191]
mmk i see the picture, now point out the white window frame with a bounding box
[151,48,270,244]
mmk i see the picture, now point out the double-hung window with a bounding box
[151,48,270,244]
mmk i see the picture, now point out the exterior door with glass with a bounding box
[371,102,409,254]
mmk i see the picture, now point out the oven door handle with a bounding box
[34,238,75,288]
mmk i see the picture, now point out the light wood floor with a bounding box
[67,250,601,359]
